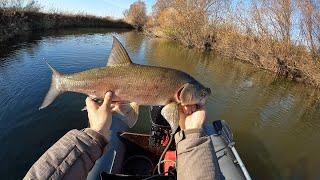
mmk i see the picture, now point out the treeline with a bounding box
[147,0,320,59]
[125,0,320,87]
[0,0,132,42]
[0,0,41,12]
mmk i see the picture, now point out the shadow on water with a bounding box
[236,132,281,180]
[0,29,320,179]
[0,93,89,179]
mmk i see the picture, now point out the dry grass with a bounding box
[147,0,320,88]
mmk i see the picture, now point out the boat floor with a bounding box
[100,132,176,179]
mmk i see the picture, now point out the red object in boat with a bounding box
[161,133,170,147]
[164,151,176,175]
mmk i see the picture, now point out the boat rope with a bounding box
[157,133,175,175]
[152,160,176,175]
[143,168,176,180]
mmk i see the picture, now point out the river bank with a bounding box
[145,27,320,89]
[144,0,320,89]
[0,9,133,42]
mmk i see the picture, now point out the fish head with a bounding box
[176,82,211,106]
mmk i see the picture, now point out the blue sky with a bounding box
[40,0,155,18]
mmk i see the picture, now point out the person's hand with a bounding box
[86,91,113,139]
[179,105,206,130]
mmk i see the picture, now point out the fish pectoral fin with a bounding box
[106,37,133,66]
[161,102,180,134]
[113,102,139,128]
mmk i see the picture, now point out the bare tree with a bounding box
[24,0,41,12]
[151,0,229,48]
[0,0,9,8]
[298,0,320,59]
[10,0,23,9]
[249,0,294,44]
[124,1,147,30]
[0,0,41,11]
[151,0,320,63]
[152,0,173,17]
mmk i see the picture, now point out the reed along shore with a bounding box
[0,9,133,42]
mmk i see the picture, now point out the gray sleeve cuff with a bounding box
[83,128,110,150]
[175,128,205,144]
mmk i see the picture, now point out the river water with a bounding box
[0,29,319,179]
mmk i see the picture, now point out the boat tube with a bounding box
[88,117,251,180]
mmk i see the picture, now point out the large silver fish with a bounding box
[40,37,211,128]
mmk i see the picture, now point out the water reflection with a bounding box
[142,37,320,179]
[122,31,144,54]
[0,29,319,179]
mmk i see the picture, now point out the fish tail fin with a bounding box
[39,62,64,110]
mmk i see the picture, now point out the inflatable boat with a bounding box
[87,115,251,180]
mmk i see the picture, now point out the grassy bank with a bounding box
[143,0,320,88]
[0,9,133,42]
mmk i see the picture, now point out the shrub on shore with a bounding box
[145,0,320,87]
[123,0,147,30]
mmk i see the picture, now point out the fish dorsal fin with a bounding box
[107,37,133,66]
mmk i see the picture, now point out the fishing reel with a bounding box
[149,106,172,148]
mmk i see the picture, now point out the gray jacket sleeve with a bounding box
[24,128,109,180]
[175,129,221,180]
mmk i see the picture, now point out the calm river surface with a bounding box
[0,29,320,179]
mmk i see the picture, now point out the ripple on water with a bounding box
[259,94,295,126]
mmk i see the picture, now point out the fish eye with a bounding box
[200,90,206,97]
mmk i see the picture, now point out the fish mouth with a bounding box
[206,87,212,96]
[198,88,211,106]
